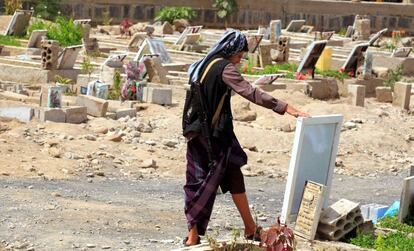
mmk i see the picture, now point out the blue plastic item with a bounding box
[379,201,400,220]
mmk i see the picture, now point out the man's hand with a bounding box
[286,105,310,118]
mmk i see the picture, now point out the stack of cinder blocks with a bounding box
[41,40,59,70]
[317,199,364,241]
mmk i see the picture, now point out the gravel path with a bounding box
[0,172,405,250]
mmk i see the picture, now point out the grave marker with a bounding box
[27,30,47,48]
[57,45,83,70]
[178,33,201,51]
[4,10,33,36]
[368,28,388,46]
[247,34,263,53]
[296,40,327,79]
[281,115,343,224]
[341,43,369,76]
[362,51,373,79]
[286,20,306,32]
[174,26,203,45]
[391,47,412,58]
[135,38,172,64]
[128,32,146,52]
[398,176,414,223]
[294,181,326,240]
[270,20,282,43]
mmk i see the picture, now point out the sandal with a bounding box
[182,236,201,246]
[245,226,262,241]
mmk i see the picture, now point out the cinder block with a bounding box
[393,82,411,110]
[0,106,34,122]
[306,78,339,100]
[116,108,136,119]
[39,108,66,123]
[63,106,87,124]
[376,87,393,103]
[76,95,108,117]
[348,84,365,107]
[317,199,364,241]
[143,87,172,105]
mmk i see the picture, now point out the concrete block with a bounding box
[317,199,364,241]
[39,108,66,123]
[376,87,393,103]
[306,78,339,100]
[63,106,87,124]
[106,112,117,120]
[0,106,34,122]
[76,95,108,117]
[143,57,169,85]
[0,91,39,104]
[116,108,136,119]
[393,82,411,110]
[348,84,365,107]
[344,78,384,97]
[143,86,172,105]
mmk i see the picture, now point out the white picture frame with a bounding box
[281,114,343,224]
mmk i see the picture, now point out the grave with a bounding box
[174,26,203,46]
[269,20,282,43]
[0,106,34,122]
[375,87,393,103]
[347,84,365,107]
[399,176,414,223]
[294,181,326,240]
[286,20,306,32]
[341,43,369,76]
[296,40,327,78]
[353,19,371,40]
[57,45,83,70]
[143,56,169,85]
[27,30,48,55]
[135,38,172,64]
[128,32,146,52]
[76,95,108,117]
[391,47,412,58]
[368,28,388,46]
[281,115,343,224]
[393,82,412,110]
[305,78,339,100]
[142,85,172,105]
[4,10,33,36]
[246,34,263,54]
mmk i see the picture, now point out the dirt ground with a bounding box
[0,86,413,250]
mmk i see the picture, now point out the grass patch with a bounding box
[378,216,414,234]
[0,35,21,46]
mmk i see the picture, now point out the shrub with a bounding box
[0,35,20,46]
[5,0,22,15]
[26,17,83,47]
[155,7,196,24]
[377,216,414,234]
[34,0,61,21]
[213,0,238,20]
[384,65,403,90]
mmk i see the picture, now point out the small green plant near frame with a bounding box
[384,65,403,90]
[55,75,76,95]
[80,57,95,82]
[108,70,122,100]
[0,34,21,46]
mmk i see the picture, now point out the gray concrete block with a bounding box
[0,106,34,122]
[393,82,411,110]
[63,106,87,124]
[143,86,172,105]
[306,78,339,100]
[376,87,393,103]
[39,108,66,123]
[76,95,108,117]
[348,84,365,107]
[116,108,136,119]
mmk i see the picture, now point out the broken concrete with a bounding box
[0,106,34,122]
[63,106,87,124]
[38,108,66,123]
[348,84,365,107]
[305,78,339,100]
[375,87,393,103]
[393,82,412,110]
[116,108,137,119]
[142,86,172,106]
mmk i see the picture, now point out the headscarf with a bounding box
[188,29,248,83]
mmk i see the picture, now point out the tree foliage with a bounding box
[34,0,61,21]
[155,7,196,24]
[213,0,238,19]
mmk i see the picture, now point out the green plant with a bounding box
[155,7,196,24]
[5,0,22,15]
[34,0,61,21]
[378,216,414,234]
[348,231,375,248]
[0,34,20,46]
[55,75,72,85]
[384,65,403,90]
[26,17,83,46]
[375,232,414,250]
[102,9,112,26]
[108,70,122,100]
[338,27,347,37]
[80,57,95,82]
[213,0,237,21]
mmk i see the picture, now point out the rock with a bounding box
[101,246,111,249]
[173,19,189,33]
[48,147,62,158]
[145,140,156,146]
[162,139,178,148]
[350,118,363,124]
[93,126,109,134]
[343,121,357,130]
[137,123,153,133]
[401,37,412,47]
[106,134,123,142]
[51,192,62,197]
[281,123,295,132]
[233,101,257,122]
[86,173,94,178]
[94,171,105,176]
[85,135,97,141]
[161,22,174,35]
[406,135,414,142]
[141,159,157,168]
[86,243,96,248]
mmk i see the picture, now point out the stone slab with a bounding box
[393,82,411,110]
[143,86,172,105]
[39,108,66,123]
[399,176,414,223]
[375,86,393,103]
[76,95,108,117]
[306,78,339,100]
[0,106,34,122]
[348,84,365,107]
[116,108,136,119]
[63,106,87,124]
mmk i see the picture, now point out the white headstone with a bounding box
[281,115,343,224]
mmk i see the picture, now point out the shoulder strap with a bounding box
[200,58,222,84]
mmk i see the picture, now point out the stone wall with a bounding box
[14,0,414,34]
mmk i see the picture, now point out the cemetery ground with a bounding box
[1,11,414,251]
[0,88,413,250]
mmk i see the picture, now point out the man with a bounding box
[182,30,308,246]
